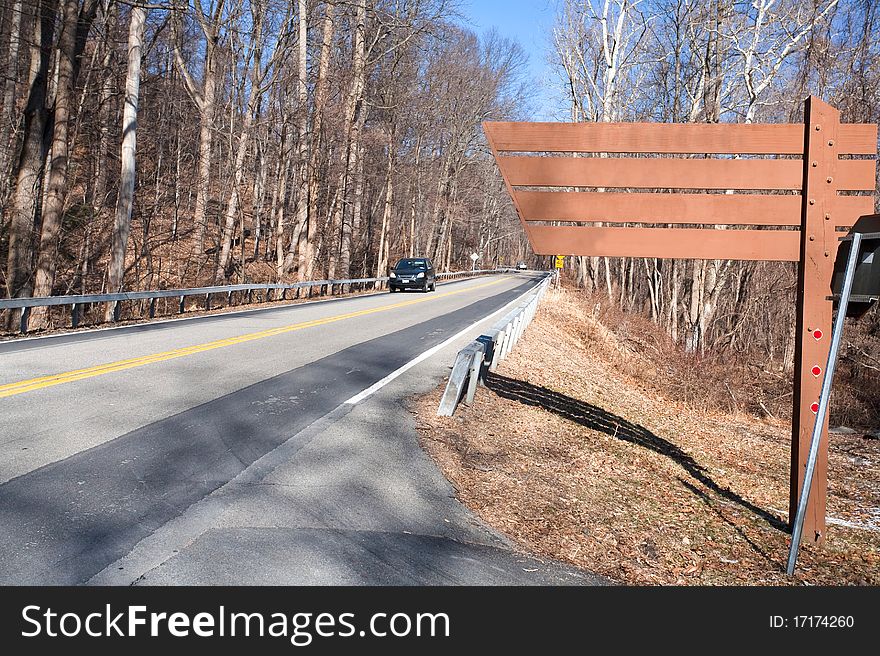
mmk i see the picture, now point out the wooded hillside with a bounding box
[0,0,531,331]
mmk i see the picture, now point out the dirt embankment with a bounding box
[414,286,880,585]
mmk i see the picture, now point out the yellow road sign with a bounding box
[554,255,565,269]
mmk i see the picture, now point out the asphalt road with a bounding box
[0,273,603,585]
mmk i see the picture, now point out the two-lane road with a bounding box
[0,274,545,584]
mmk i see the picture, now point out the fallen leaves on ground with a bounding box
[413,286,880,585]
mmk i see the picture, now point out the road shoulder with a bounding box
[89,288,607,586]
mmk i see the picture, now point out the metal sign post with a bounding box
[787,232,863,575]
[554,255,564,287]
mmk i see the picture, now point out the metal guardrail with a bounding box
[437,273,552,416]
[0,268,513,334]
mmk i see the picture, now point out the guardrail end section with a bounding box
[437,342,482,417]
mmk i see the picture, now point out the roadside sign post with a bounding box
[484,96,877,547]
[470,252,479,272]
[787,232,864,574]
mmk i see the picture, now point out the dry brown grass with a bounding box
[414,285,880,585]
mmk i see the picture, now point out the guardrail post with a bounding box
[464,343,486,405]
[178,296,185,314]
[112,301,121,322]
[476,334,496,384]
[505,317,515,354]
[148,297,157,318]
[71,303,80,328]
[19,307,30,334]
[204,293,211,311]
[227,291,233,306]
[438,344,481,416]
[281,288,287,301]
[490,329,506,370]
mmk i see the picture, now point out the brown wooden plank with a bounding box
[526,225,800,261]
[499,156,804,190]
[485,122,805,154]
[835,159,877,191]
[499,156,875,191]
[834,195,875,226]
[514,191,875,226]
[839,124,878,155]
[513,191,801,224]
[485,121,877,155]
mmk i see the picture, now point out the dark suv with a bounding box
[389,257,436,293]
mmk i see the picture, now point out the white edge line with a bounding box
[344,278,542,406]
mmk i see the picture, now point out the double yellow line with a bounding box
[0,277,510,400]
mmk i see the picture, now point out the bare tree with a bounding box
[105,5,147,317]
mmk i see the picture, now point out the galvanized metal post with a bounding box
[465,345,485,405]
[489,330,505,372]
[787,232,862,575]
[16,307,29,333]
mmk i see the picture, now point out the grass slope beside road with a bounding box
[414,286,880,585]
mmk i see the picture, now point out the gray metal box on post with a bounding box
[832,231,880,317]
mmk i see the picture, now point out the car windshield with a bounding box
[394,259,427,270]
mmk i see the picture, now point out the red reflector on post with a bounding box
[811,366,822,377]
[813,330,823,340]
[810,402,819,414]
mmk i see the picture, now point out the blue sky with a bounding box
[456,0,561,120]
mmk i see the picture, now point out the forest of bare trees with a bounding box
[0,0,877,423]
[550,0,879,426]
[0,0,532,331]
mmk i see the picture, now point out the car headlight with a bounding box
[417,272,425,279]
[390,272,397,278]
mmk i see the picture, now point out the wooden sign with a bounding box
[484,97,878,545]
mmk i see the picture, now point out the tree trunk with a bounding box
[300,1,335,281]
[0,0,24,206]
[32,0,99,328]
[287,0,308,277]
[91,2,116,210]
[328,0,367,280]
[375,136,394,284]
[426,154,451,260]
[349,140,365,276]
[104,6,146,319]
[216,107,255,279]
[4,0,55,317]
[192,68,216,261]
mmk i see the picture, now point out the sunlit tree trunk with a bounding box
[104,6,146,318]
[31,0,100,328]
[4,0,55,318]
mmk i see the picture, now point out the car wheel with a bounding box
[422,283,429,293]
[390,287,397,293]
[430,282,436,292]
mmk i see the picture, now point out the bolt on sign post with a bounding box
[484,97,877,545]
